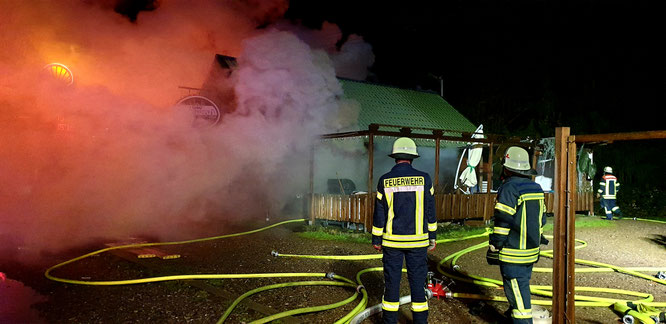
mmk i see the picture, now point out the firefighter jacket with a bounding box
[372,162,437,249]
[598,174,620,199]
[489,176,546,264]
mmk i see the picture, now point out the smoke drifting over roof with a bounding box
[0,1,369,263]
[273,21,375,80]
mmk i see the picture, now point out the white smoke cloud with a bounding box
[273,20,375,80]
[0,1,355,263]
[331,34,376,80]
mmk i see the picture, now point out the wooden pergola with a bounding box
[310,123,534,228]
[552,127,666,323]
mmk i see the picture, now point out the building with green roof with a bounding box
[339,78,476,136]
[314,78,478,195]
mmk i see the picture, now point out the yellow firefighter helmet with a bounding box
[503,146,537,176]
[389,137,419,159]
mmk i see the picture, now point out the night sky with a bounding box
[285,0,665,137]
[114,0,665,136]
[116,0,664,198]
[286,0,665,206]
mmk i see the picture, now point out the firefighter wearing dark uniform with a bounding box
[488,146,547,324]
[372,137,437,324]
[597,166,622,220]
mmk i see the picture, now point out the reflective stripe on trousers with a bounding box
[500,263,534,324]
[600,198,622,220]
[382,246,429,324]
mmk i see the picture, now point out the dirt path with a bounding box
[450,217,666,324]
[3,217,666,323]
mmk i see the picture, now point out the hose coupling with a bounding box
[657,271,666,280]
[445,291,453,299]
[271,251,279,257]
[452,264,461,272]
[356,285,365,293]
[325,272,336,279]
[623,314,635,324]
[425,289,433,299]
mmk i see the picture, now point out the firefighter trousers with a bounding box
[600,198,622,220]
[381,246,428,324]
[500,263,534,324]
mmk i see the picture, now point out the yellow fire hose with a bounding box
[613,301,666,324]
[45,218,307,285]
[45,217,666,323]
[279,219,666,321]
[44,218,373,323]
[217,280,358,324]
[438,235,666,307]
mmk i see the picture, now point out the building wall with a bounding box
[314,138,463,194]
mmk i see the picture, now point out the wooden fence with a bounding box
[311,191,594,230]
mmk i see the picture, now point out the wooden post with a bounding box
[435,137,441,190]
[487,143,494,192]
[365,131,375,232]
[553,127,576,324]
[309,144,315,225]
[531,147,539,181]
[566,135,577,321]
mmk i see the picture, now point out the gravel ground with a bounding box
[2,216,665,324]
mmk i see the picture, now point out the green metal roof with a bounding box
[339,78,476,135]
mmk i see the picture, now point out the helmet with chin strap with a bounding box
[503,146,537,176]
[389,137,419,160]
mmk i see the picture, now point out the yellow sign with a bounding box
[384,176,424,188]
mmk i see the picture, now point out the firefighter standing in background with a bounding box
[597,166,622,220]
[487,146,548,324]
[372,137,437,324]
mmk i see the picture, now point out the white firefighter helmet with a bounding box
[389,137,419,159]
[503,146,537,176]
[604,166,613,173]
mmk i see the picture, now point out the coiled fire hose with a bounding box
[45,217,666,323]
[278,218,666,321]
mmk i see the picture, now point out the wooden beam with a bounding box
[365,132,374,232]
[552,127,568,324]
[309,145,315,225]
[320,128,531,146]
[566,135,577,322]
[574,130,666,143]
[487,143,493,193]
[531,150,540,181]
[434,137,441,189]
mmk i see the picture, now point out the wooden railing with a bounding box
[311,192,595,230]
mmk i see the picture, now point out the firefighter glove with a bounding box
[486,248,500,265]
[427,239,436,251]
[540,235,549,245]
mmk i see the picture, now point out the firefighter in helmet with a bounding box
[487,146,548,324]
[597,166,622,220]
[372,137,437,324]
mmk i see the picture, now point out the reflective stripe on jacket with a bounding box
[598,174,619,199]
[490,176,545,264]
[372,163,437,248]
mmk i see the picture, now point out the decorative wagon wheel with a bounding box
[43,63,74,86]
[175,95,221,128]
